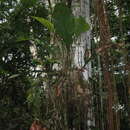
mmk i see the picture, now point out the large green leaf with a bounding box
[32,16,54,32]
[53,3,75,45]
[74,16,90,36]
[53,3,90,46]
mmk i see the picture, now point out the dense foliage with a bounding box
[0,0,129,130]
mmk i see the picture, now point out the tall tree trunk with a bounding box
[94,0,120,130]
[73,0,91,80]
[72,0,95,129]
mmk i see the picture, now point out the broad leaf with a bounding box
[32,16,54,32]
[74,16,90,36]
[53,3,75,45]
[53,3,90,47]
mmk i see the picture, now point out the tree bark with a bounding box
[72,0,95,129]
[94,0,119,130]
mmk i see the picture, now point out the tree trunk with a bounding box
[94,0,120,130]
[72,0,95,129]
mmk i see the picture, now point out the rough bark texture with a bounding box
[72,0,91,80]
[72,0,95,129]
[94,0,119,130]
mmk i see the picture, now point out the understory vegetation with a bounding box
[0,0,130,130]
